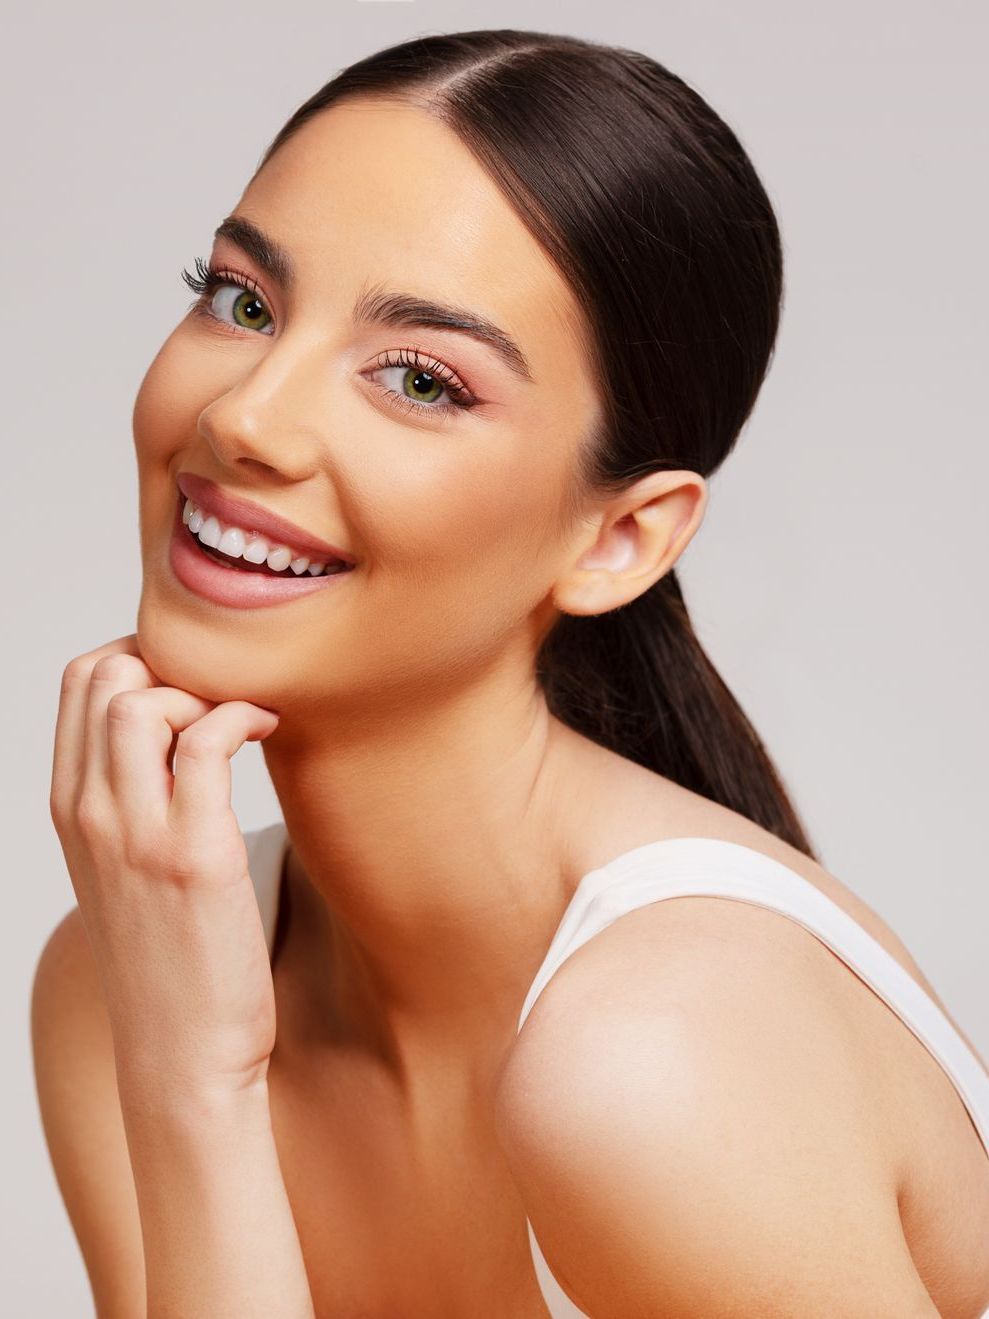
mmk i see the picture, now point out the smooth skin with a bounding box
[44,636,315,1317]
[32,97,989,1316]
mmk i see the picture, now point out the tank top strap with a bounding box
[516,835,989,1318]
[517,836,989,1156]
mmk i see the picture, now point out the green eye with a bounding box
[402,369,444,404]
[367,346,474,418]
[181,260,276,337]
[210,284,274,334]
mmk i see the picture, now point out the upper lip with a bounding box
[176,472,357,566]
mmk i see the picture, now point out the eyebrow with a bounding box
[212,214,534,382]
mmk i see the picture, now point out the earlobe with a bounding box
[552,566,622,618]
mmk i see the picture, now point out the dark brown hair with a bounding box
[255,28,818,860]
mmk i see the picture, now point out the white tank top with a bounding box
[244,820,989,1318]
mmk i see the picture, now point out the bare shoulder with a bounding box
[494,892,939,1315]
[31,905,146,1316]
[496,775,925,1163]
[497,880,902,1149]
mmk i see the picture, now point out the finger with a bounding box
[82,653,161,800]
[104,685,217,822]
[169,702,280,835]
[51,634,144,820]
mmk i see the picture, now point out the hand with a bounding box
[49,633,282,1103]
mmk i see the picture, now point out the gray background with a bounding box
[4,1,985,1310]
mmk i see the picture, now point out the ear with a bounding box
[553,470,708,618]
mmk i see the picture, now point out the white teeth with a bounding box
[218,527,246,557]
[265,545,293,572]
[179,491,348,578]
[198,516,222,549]
[243,537,269,565]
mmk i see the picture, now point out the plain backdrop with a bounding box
[3,0,986,1310]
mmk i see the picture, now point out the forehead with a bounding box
[234,98,590,373]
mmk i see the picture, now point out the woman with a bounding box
[34,27,989,1318]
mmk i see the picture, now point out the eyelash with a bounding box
[180,257,476,418]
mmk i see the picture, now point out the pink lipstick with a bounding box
[176,472,357,566]
[169,490,355,609]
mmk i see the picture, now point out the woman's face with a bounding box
[133,97,604,722]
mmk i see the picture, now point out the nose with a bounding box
[197,339,330,480]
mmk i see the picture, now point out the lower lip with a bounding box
[168,494,355,609]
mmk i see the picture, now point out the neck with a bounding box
[260,664,608,1093]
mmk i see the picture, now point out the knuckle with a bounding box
[91,653,136,683]
[48,790,66,830]
[174,728,214,761]
[74,795,105,835]
[59,657,89,693]
[49,776,68,815]
[105,689,144,726]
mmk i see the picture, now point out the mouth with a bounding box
[179,489,353,579]
[168,488,356,610]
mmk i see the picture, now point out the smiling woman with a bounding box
[32,24,989,1319]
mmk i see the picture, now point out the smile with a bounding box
[182,497,350,578]
[168,490,355,610]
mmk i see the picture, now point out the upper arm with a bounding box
[31,906,147,1318]
[496,898,938,1318]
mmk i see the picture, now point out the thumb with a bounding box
[246,705,280,742]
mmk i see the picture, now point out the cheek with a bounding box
[131,329,218,466]
[132,332,221,556]
[448,424,573,574]
[357,434,562,584]
[355,435,568,661]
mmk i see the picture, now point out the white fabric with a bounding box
[246,821,989,1317]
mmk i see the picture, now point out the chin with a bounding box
[135,596,280,709]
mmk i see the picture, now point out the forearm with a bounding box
[118,1079,315,1319]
